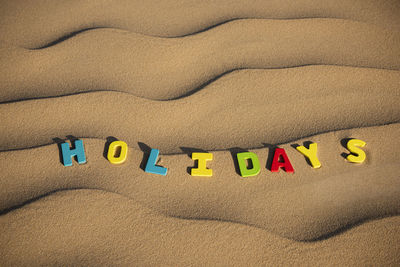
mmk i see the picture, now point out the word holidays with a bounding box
[59,138,367,177]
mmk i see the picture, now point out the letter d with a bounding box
[236,152,261,177]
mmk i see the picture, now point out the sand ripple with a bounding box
[1,1,399,264]
[1,124,399,241]
[1,67,399,152]
[1,0,400,48]
[0,19,399,102]
[1,189,399,266]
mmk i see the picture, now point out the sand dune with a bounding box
[1,0,399,265]
[1,189,400,266]
[1,0,400,48]
[1,124,399,241]
[1,19,399,102]
[1,70,399,151]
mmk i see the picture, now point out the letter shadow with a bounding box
[228,147,250,176]
[103,136,119,160]
[53,135,81,165]
[180,147,209,175]
[262,143,279,171]
[340,138,354,160]
[138,142,152,172]
[290,141,314,168]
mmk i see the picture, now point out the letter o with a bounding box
[107,141,128,164]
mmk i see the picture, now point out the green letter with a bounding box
[236,152,261,177]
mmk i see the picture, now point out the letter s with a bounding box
[346,139,366,163]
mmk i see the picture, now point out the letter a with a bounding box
[236,152,261,177]
[346,139,366,163]
[61,139,87,166]
[191,153,213,176]
[295,143,321,168]
[107,141,128,164]
[270,148,294,173]
[145,149,168,176]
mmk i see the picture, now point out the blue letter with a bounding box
[145,149,167,176]
[61,139,87,166]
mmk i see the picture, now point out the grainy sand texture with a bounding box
[1,1,399,266]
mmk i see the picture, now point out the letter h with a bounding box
[61,139,87,166]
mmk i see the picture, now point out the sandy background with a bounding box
[0,0,399,265]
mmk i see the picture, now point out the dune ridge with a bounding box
[1,124,399,241]
[1,190,400,266]
[1,0,400,48]
[1,63,400,104]
[1,19,399,102]
[1,1,399,264]
[1,74,399,151]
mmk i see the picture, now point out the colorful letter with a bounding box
[107,141,128,164]
[145,149,167,176]
[61,139,86,166]
[191,153,213,176]
[346,139,366,163]
[295,143,321,168]
[236,152,260,177]
[270,148,294,173]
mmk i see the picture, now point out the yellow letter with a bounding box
[346,139,366,163]
[295,143,321,168]
[107,141,128,164]
[191,153,213,176]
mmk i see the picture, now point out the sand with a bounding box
[0,0,399,266]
